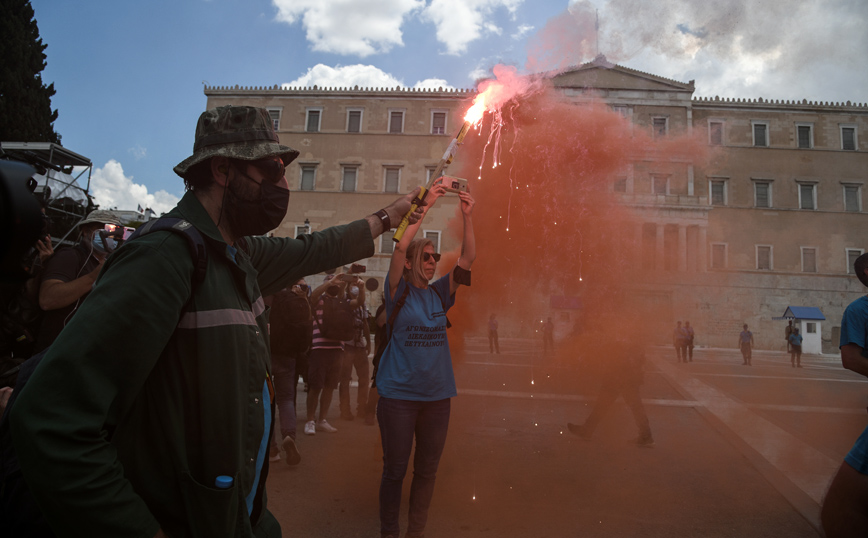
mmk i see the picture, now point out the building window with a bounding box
[847,249,864,274]
[424,230,441,252]
[613,177,627,192]
[384,167,401,193]
[341,166,358,192]
[347,109,363,133]
[431,111,447,134]
[754,181,772,208]
[710,179,727,206]
[711,243,727,269]
[798,183,817,210]
[709,121,724,145]
[267,108,281,131]
[389,111,404,134]
[300,165,316,191]
[295,223,310,236]
[752,121,769,147]
[305,108,321,133]
[381,232,395,254]
[806,322,817,334]
[796,123,813,149]
[426,167,438,182]
[652,117,668,137]
[801,247,817,273]
[841,125,857,151]
[844,184,862,212]
[756,245,773,270]
[612,105,631,118]
[651,175,668,195]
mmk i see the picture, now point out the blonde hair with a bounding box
[404,238,434,286]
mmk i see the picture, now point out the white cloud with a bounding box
[423,0,524,55]
[285,64,454,90]
[576,0,868,102]
[128,145,147,160]
[272,0,424,56]
[91,160,179,215]
[512,24,534,40]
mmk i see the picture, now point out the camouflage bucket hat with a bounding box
[77,209,123,228]
[173,106,300,177]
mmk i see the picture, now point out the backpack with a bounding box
[315,294,355,341]
[270,290,312,355]
[0,217,208,535]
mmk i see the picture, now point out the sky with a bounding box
[28,0,868,215]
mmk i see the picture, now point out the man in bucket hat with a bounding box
[10,106,424,537]
[33,209,123,352]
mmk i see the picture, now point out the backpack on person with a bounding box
[315,294,356,341]
[270,290,312,355]
[0,217,208,536]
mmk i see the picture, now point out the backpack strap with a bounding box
[126,218,208,289]
[430,287,452,329]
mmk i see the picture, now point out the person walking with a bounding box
[684,321,695,362]
[376,179,476,538]
[738,324,754,366]
[488,313,500,354]
[789,327,803,368]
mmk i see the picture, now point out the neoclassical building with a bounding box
[204,56,867,351]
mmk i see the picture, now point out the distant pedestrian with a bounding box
[738,324,754,366]
[488,314,500,354]
[673,321,688,363]
[788,328,803,368]
[684,321,695,361]
[543,317,555,353]
[785,320,795,353]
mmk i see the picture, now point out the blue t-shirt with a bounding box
[846,425,868,475]
[376,273,457,401]
[788,333,803,346]
[840,296,868,358]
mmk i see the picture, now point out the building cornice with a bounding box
[204,84,476,99]
[692,95,868,113]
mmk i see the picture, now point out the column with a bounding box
[697,227,708,272]
[678,224,687,272]
[655,224,665,272]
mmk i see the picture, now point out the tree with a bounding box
[0,0,60,144]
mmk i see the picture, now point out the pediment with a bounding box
[550,58,694,93]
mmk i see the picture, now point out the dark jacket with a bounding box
[9,192,374,538]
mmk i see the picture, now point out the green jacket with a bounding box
[10,192,375,537]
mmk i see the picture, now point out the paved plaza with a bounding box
[266,338,867,537]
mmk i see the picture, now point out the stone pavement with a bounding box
[264,340,867,537]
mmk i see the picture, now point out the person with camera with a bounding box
[33,210,123,353]
[304,273,365,435]
[376,179,475,538]
[338,274,371,421]
[8,105,426,538]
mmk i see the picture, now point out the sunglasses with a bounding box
[423,252,441,262]
[234,158,285,184]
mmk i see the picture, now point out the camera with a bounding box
[350,263,366,274]
[442,176,468,194]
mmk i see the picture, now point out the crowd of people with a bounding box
[0,105,475,538]
[1,104,866,537]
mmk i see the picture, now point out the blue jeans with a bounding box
[272,353,298,440]
[377,397,451,536]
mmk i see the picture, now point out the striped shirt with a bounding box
[312,295,345,350]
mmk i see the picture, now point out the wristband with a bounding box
[452,265,471,286]
[374,209,392,231]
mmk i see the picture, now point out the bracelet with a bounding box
[374,209,392,231]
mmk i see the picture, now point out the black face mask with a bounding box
[224,167,290,237]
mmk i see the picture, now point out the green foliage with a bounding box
[0,0,60,143]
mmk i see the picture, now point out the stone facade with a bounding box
[204,57,867,353]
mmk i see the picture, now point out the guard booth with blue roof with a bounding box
[774,306,826,354]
